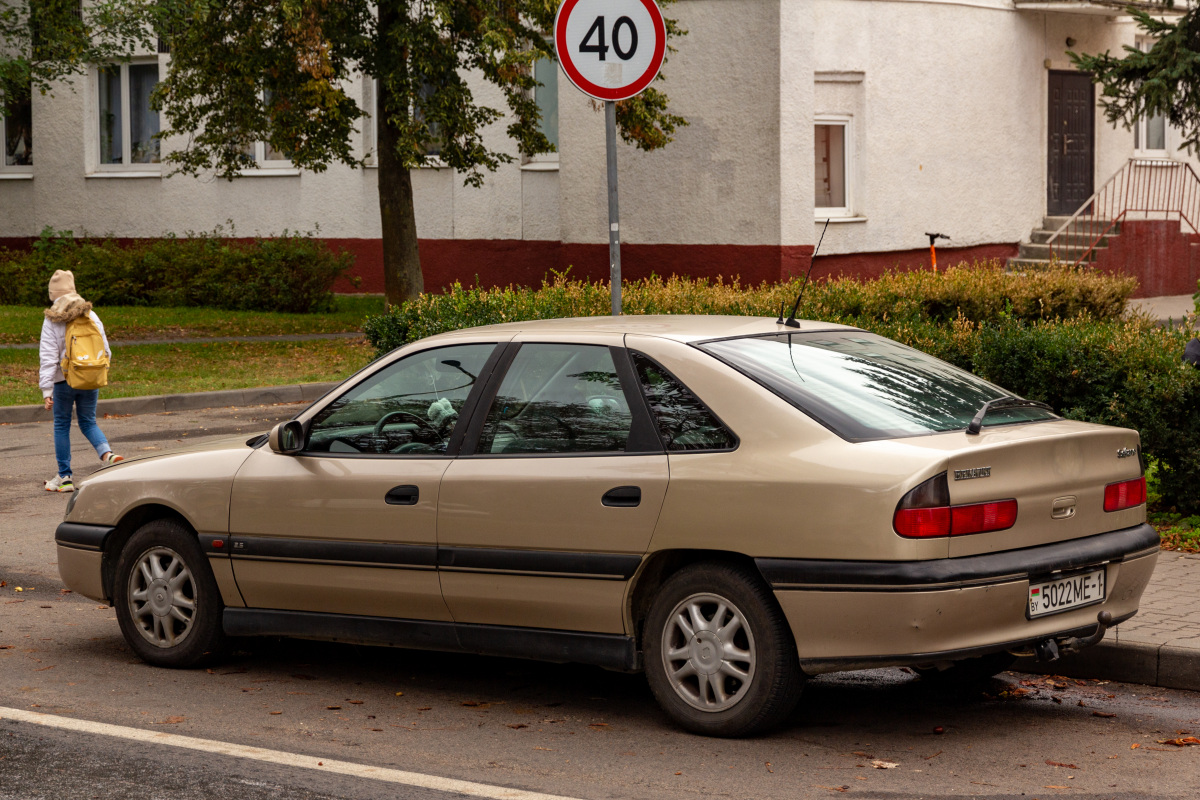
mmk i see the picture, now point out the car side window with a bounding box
[477,344,633,455]
[306,344,495,455]
[631,352,737,452]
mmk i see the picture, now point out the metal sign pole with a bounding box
[605,101,621,316]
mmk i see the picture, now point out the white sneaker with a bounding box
[101,452,124,466]
[45,475,74,493]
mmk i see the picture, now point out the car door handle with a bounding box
[385,485,420,506]
[602,486,641,508]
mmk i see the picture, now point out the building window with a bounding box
[97,62,160,167]
[2,90,33,170]
[369,79,442,165]
[1134,38,1167,155]
[815,117,851,216]
[235,90,293,169]
[525,56,558,166]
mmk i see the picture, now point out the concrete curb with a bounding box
[0,382,340,425]
[1015,639,1200,692]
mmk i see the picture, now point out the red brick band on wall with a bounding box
[326,239,1019,294]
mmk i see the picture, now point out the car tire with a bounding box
[913,652,1016,685]
[644,562,804,737]
[113,519,227,668]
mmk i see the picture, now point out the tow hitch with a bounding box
[1021,611,1113,663]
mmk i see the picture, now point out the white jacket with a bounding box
[39,311,111,398]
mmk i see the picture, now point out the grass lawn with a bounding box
[0,338,375,407]
[0,294,384,344]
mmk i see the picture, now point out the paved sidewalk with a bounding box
[1128,293,1197,326]
[1016,550,1200,691]
[0,382,339,424]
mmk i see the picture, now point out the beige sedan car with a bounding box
[56,316,1157,736]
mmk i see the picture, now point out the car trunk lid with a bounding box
[893,419,1145,557]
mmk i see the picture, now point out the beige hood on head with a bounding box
[44,293,93,324]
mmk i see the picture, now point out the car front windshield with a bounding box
[698,331,1058,441]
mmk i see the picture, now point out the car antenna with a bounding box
[778,218,831,328]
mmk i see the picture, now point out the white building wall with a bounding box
[3,0,1198,269]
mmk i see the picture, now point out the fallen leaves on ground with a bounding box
[871,760,899,769]
[1093,711,1117,718]
[1158,737,1200,747]
[506,723,528,729]
[1046,760,1079,769]
[155,716,186,725]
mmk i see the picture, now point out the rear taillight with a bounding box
[951,500,1018,534]
[893,473,1017,538]
[1104,477,1146,512]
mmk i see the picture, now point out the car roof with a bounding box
[428,315,863,344]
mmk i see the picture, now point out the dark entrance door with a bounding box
[1047,71,1095,216]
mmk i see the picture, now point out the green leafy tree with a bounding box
[1,0,145,124]
[132,0,687,306]
[1070,9,1200,154]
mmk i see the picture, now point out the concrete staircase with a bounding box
[1007,216,1121,271]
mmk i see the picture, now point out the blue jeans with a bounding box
[52,381,110,477]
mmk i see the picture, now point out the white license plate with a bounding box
[1028,568,1107,619]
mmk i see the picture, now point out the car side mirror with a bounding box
[268,421,305,455]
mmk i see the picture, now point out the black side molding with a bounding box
[757,524,1159,590]
[222,609,640,672]
[55,522,115,551]
[229,536,437,569]
[437,547,642,579]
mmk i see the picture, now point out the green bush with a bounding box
[0,226,354,313]
[363,263,1136,353]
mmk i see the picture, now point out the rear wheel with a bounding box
[913,652,1016,685]
[644,562,804,737]
[113,519,227,668]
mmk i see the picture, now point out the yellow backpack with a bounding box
[61,314,110,390]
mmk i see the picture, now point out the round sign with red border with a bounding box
[554,0,666,102]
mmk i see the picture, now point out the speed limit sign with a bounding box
[554,0,667,101]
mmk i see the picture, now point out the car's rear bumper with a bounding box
[759,524,1159,673]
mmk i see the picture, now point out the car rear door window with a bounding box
[477,344,634,454]
[306,343,496,455]
[631,353,737,451]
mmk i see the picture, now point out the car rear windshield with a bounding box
[697,331,1058,441]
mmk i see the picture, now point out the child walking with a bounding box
[39,270,122,492]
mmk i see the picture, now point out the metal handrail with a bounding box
[1045,158,1200,266]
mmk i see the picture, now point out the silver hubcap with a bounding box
[661,592,756,712]
[127,547,197,648]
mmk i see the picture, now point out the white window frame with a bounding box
[237,89,296,173]
[1133,38,1168,158]
[814,114,853,218]
[366,77,445,169]
[92,59,162,174]
[523,55,559,170]
[0,89,33,177]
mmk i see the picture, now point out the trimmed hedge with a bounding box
[0,226,354,313]
[363,263,1136,353]
[364,266,1200,513]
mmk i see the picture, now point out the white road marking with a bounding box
[0,706,583,800]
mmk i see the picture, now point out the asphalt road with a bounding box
[3,405,1200,799]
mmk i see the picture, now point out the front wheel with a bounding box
[644,562,804,737]
[113,519,227,667]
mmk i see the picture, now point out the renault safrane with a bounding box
[56,316,1157,736]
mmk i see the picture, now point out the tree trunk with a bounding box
[376,7,423,308]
